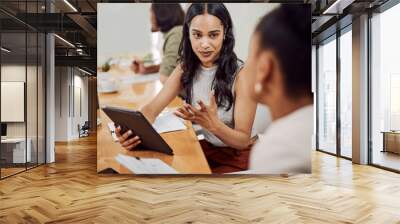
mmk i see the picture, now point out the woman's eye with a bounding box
[210,33,218,39]
[192,33,201,39]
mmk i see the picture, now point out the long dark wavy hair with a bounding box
[179,3,239,111]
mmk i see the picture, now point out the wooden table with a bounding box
[97,71,211,174]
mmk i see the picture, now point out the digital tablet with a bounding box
[102,106,174,155]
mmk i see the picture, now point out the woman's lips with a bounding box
[200,51,213,58]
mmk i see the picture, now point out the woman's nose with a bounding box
[200,38,211,49]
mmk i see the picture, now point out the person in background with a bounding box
[118,3,260,173]
[243,5,313,174]
[132,3,184,84]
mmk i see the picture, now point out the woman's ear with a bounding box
[255,51,274,93]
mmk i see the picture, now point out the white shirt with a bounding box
[249,105,313,174]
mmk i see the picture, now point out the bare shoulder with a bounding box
[176,63,184,73]
[164,63,185,89]
[168,63,184,78]
[172,63,184,75]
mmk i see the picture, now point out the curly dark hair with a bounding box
[179,3,240,111]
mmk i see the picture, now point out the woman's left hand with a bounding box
[174,91,221,133]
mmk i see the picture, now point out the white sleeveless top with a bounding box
[190,62,271,147]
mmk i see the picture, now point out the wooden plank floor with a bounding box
[1,167,26,178]
[1,135,400,224]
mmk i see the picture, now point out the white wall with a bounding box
[97,3,279,65]
[1,64,46,164]
[1,66,25,139]
[72,74,89,138]
[98,3,153,65]
[1,65,31,137]
[226,3,278,60]
[54,67,89,141]
[79,75,89,124]
[1,75,24,124]
[55,67,69,141]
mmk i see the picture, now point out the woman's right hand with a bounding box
[131,60,140,73]
[115,126,141,150]
[131,60,147,74]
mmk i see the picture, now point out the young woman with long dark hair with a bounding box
[117,3,258,173]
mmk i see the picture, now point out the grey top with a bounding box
[191,62,243,147]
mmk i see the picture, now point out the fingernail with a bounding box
[128,130,132,135]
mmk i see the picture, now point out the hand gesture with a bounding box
[174,91,220,133]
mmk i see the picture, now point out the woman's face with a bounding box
[189,13,224,67]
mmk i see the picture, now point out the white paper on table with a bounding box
[115,154,147,173]
[229,170,256,174]
[152,112,187,134]
[119,73,160,84]
[115,154,178,174]
[107,122,118,142]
